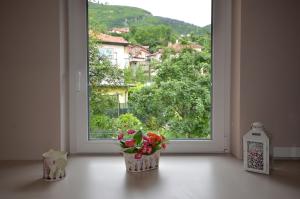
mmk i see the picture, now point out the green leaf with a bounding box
[152,144,161,153]
[124,147,138,153]
[120,140,126,148]
[133,130,143,145]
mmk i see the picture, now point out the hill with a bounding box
[88,2,211,35]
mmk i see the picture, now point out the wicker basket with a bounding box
[123,150,160,172]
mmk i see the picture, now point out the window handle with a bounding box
[76,71,81,92]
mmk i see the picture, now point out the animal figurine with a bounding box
[43,149,68,181]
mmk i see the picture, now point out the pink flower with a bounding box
[127,129,136,134]
[125,139,135,147]
[117,133,124,140]
[143,141,149,146]
[146,147,152,154]
[142,147,147,153]
[143,135,150,141]
[134,153,142,159]
[141,146,148,153]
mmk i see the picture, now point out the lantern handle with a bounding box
[251,122,264,129]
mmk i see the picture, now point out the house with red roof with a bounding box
[126,44,150,64]
[89,32,132,105]
[126,44,153,78]
[94,33,130,69]
[91,32,161,81]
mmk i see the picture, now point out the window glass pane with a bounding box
[88,0,212,140]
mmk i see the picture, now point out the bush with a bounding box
[113,113,142,131]
[90,114,114,131]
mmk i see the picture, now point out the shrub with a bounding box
[90,114,113,131]
[114,113,142,131]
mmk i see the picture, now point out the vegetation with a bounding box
[89,35,123,138]
[124,65,149,84]
[114,113,143,132]
[88,2,212,139]
[129,49,211,138]
[88,2,211,35]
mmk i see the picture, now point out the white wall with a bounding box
[231,0,300,159]
[99,44,129,69]
[0,0,68,160]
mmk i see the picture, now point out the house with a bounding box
[168,40,202,52]
[91,32,131,106]
[96,85,130,111]
[148,49,163,62]
[127,44,150,61]
[94,32,130,69]
[1,0,300,199]
[126,44,151,71]
[125,44,161,80]
[109,27,130,34]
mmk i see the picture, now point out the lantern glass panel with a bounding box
[247,141,264,171]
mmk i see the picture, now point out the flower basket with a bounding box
[123,150,160,172]
[117,129,168,173]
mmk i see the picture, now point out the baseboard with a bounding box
[273,147,300,159]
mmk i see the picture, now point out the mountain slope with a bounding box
[88,2,211,35]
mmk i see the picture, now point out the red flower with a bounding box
[134,153,142,159]
[117,133,124,140]
[125,139,135,147]
[162,143,167,149]
[149,137,156,145]
[147,132,162,144]
[147,132,156,137]
[127,129,136,134]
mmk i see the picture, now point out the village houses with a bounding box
[91,32,202,108]
[91,32,157,109]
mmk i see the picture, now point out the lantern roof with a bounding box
[243,122,269,141]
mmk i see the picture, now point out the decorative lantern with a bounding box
[243,122,270,175]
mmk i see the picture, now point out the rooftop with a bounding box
[94,32,129,45]
[168,41,202,52]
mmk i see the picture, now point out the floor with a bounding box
[0,155,299,199]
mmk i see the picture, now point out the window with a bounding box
[99,48,114,59]
[69,0,231,153]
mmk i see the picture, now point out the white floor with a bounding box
[0,155,299,199]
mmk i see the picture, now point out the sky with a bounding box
[90,0,211,27]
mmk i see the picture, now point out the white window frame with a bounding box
[69,0,231,154]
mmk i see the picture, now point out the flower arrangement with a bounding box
[118,129,167,159]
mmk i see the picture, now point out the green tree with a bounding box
[129,84,164,129]
[124,65,149,84]
[125,25,174,52]
[129,48,211,138]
